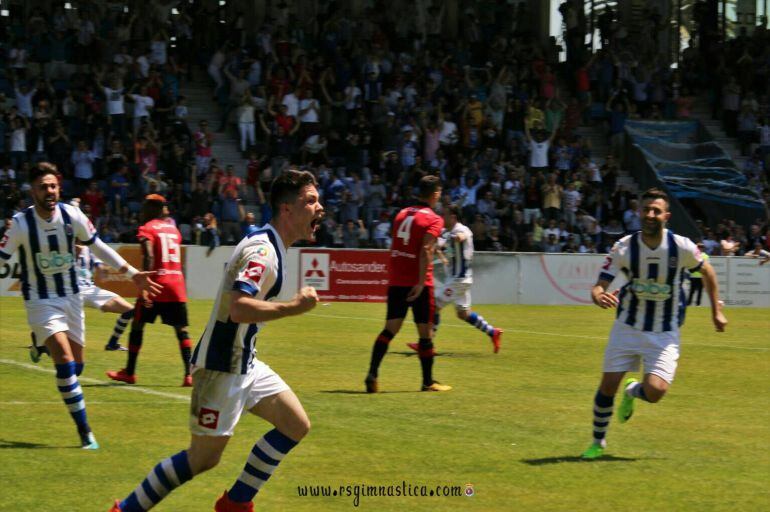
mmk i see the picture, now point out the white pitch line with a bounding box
[0,359,190,402]
[306,312,770,352]
[0,401,177,405]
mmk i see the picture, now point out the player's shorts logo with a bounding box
[444,288,453,297]
[198,408,219,429]
[256,246,269,257]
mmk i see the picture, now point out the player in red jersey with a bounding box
[107,194,193,386]
[365,175,451,392]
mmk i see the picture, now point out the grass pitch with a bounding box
[0,298,768,511]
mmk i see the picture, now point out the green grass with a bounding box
[0,297,768,511]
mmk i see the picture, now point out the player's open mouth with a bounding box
[45,196,56,207]
[310,217,322,232]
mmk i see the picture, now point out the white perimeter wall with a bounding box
[1,247,768,307]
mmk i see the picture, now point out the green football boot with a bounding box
[617,377,638,424]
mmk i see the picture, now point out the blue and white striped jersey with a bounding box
[191,224,286,374]
[75,245,102,288]
[599,229,703,333]
[439,222,474,283]
[0,204,97,300]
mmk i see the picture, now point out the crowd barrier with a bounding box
[2,246,767,307]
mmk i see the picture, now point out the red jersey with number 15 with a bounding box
[137,218,187,302]
[388,204,444,286]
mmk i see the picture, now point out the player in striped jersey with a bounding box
[110,169,324,512]
[0,163,160,449]
[408,204,503,353]
[76,244,135,350]
[581,188,727,460]
[29,242,135,360]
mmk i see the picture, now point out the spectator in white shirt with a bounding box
[129,85,155,134]
[622,199,642,233]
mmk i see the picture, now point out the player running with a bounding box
[107,194,192,386]
[0,163,159,449]
[365,175,450,393]
[29,241,135,362]
[581,188,728,460]
[110,169,324,512]
[407,204,503,353]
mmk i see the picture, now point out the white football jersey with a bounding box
[0,203,97,300]
[75,245,102,288]
[191,224,286,374]
[599,229,703,333]
[440,222,474,283]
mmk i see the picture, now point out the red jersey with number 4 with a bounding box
[388,204,444,286]
[137,218,187,302]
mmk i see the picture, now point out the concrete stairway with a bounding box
[691,96,748,170]
[180,81,249,178]
[575,123,639,195]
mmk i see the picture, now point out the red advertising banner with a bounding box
[298,249,390,302]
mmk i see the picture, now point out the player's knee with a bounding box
[189,450,222,474]
[285,416,311,441]
[455,309,469,320]
[644,385,667,403]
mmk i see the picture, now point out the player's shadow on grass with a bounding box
[320,390,419,394]
[392,351,481,358]
[521,455,639,465]
[0,438,59,449]
[82,383,188,389]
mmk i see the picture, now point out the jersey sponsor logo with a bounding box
[601,256,612,271]
[245,260,266,281]
[301,253,329,290]
[36,251,74,275]
[198,407,219,429]
[630,278,672,301]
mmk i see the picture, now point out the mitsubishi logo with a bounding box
[305,258,326,277]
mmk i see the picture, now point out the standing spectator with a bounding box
[237,93,257,153]
[194,121,214,178]
[71,140,96,193]
[129,85,155,136]
[563,181,581,228]
[541,173,563,222]
[623,199,642,233]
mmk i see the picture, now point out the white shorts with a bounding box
[79,285,119,310]
[603,321,680,383]
[25,295,85,346]
[189,360,290,437]
[435,280,472,310]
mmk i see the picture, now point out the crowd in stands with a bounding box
[0,0,768,255]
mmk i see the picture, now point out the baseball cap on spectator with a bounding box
[402,125,413,132]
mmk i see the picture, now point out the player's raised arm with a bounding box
[700,261,728,332]
[407,233,437,302]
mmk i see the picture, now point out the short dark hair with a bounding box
[29,162,61,184]
[445,204,462,222]
[140,197,165,224]
[270,169,318,217]
[417,175,442,199]
[641,187,670,207]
